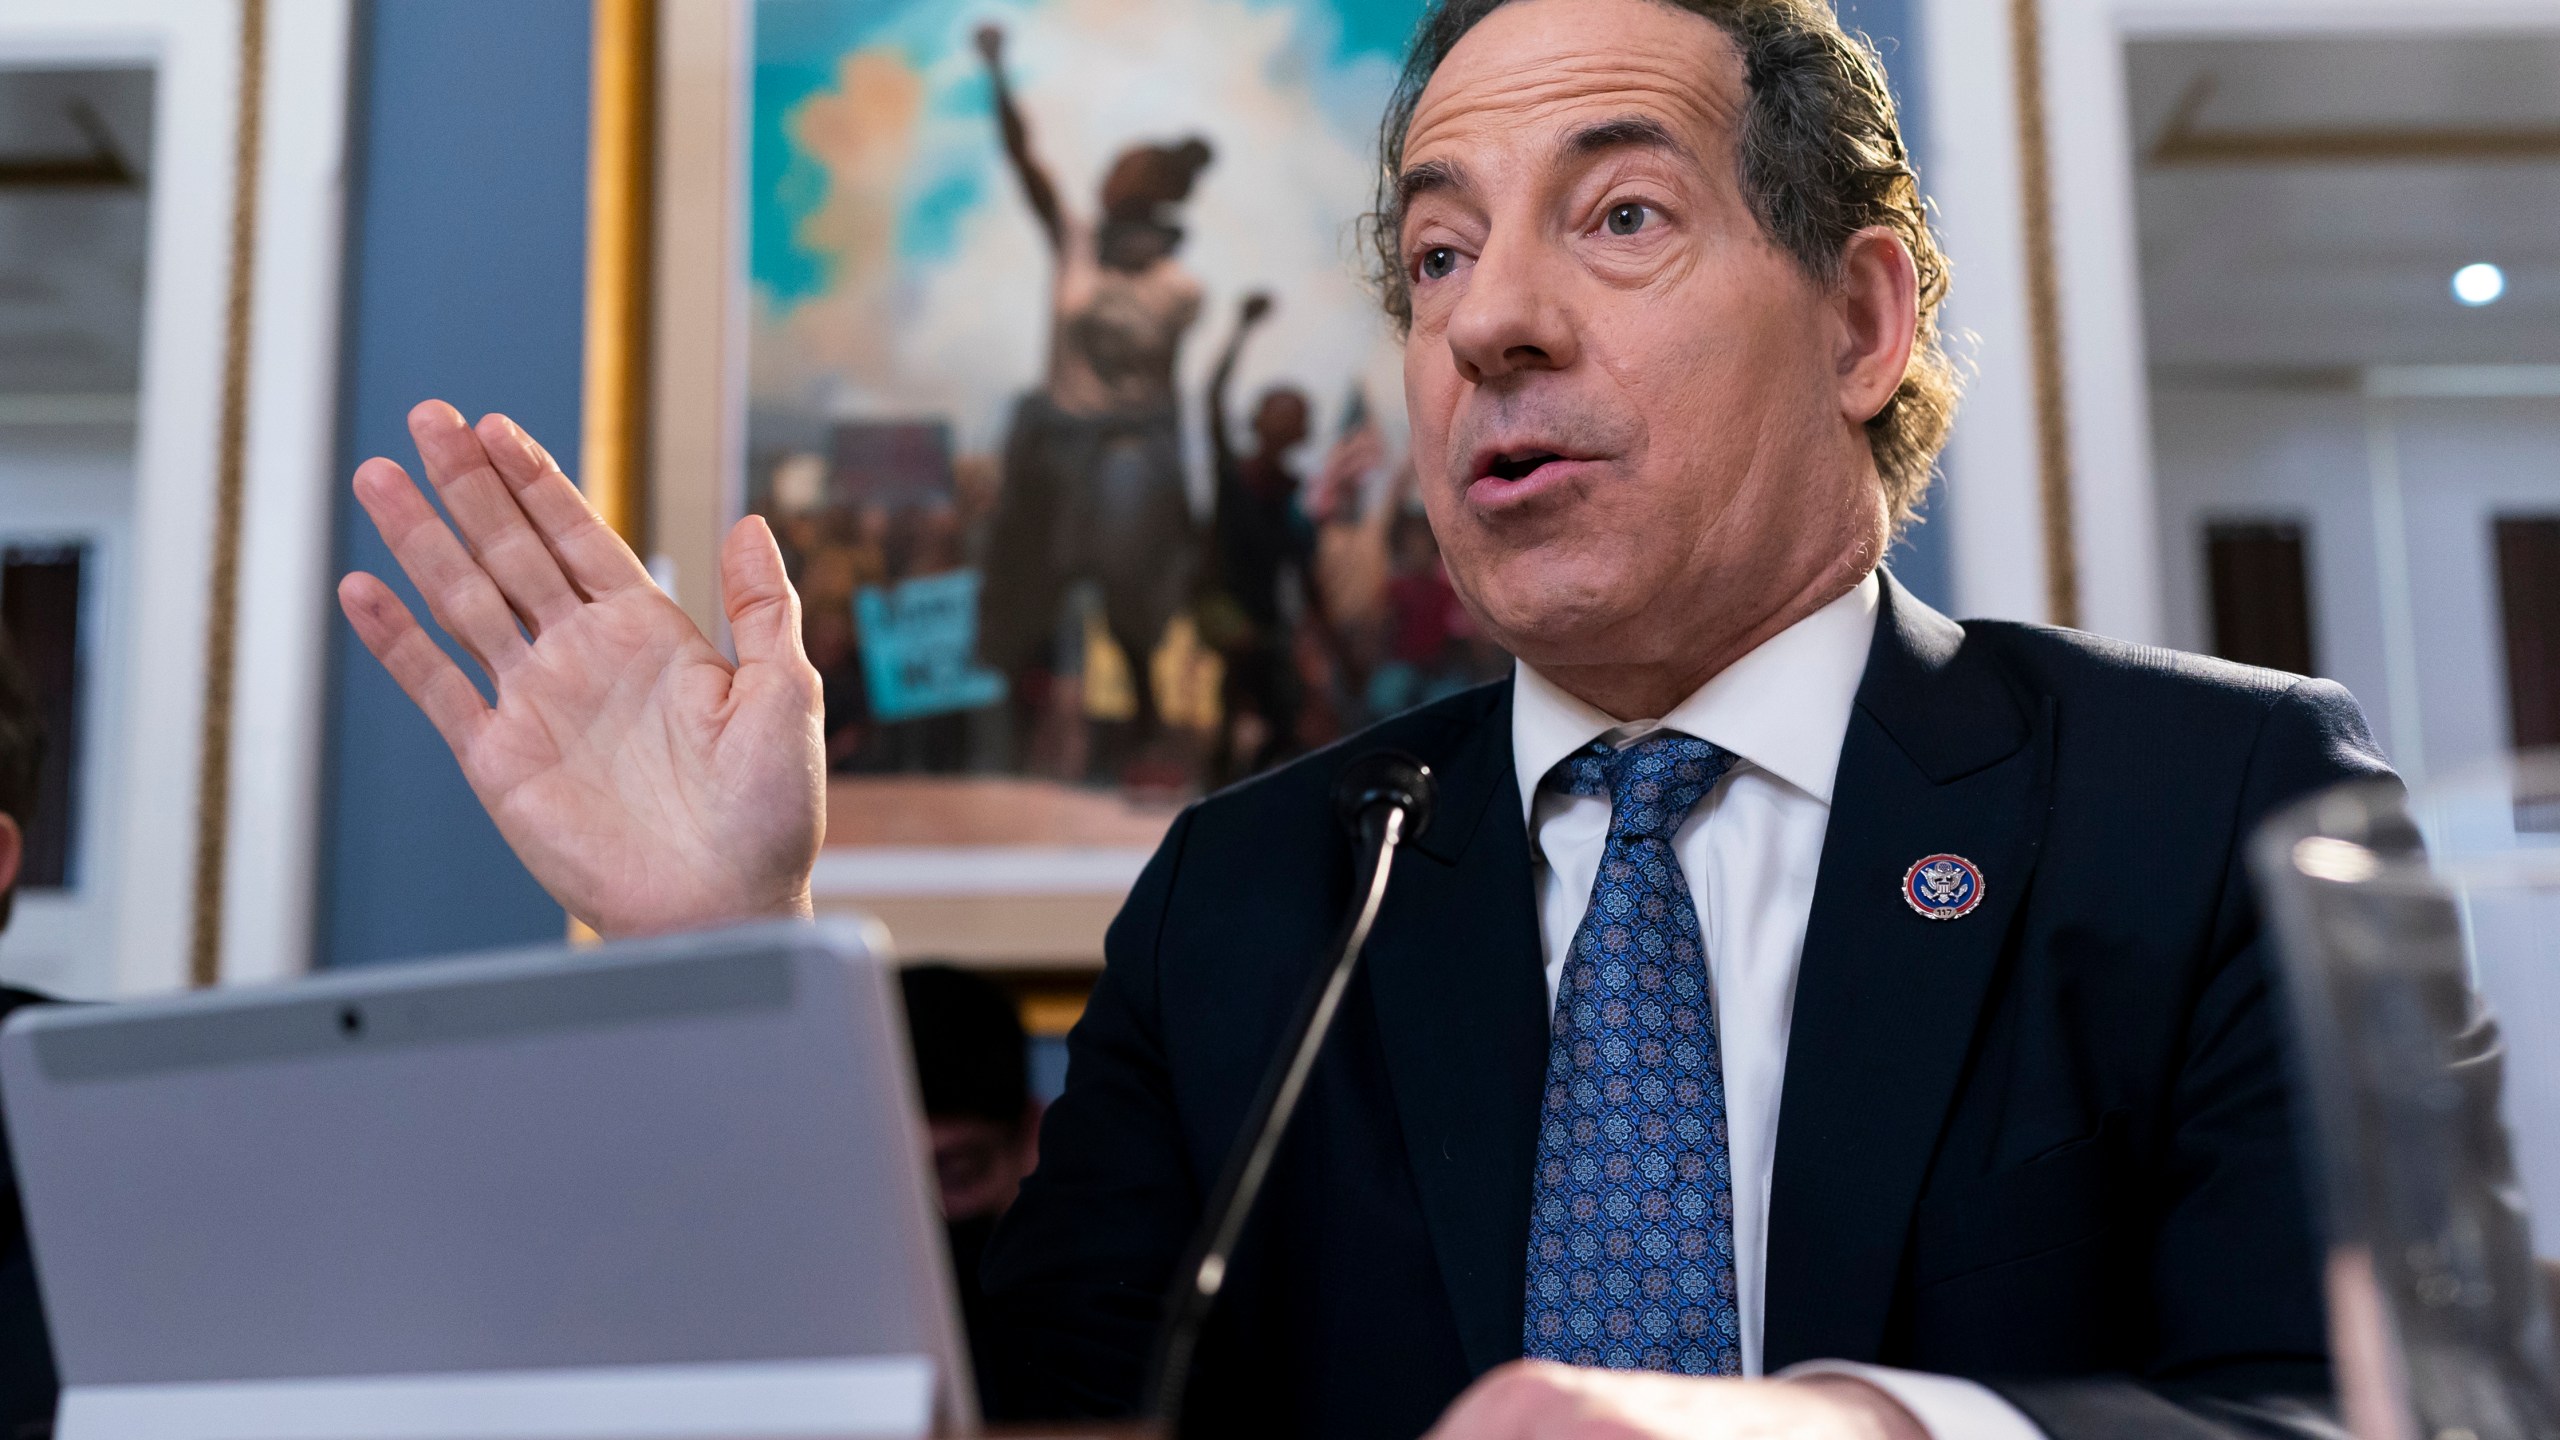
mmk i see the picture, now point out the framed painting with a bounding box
[745,0,1507,841]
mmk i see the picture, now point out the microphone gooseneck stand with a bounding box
[1144,752,1437,1432]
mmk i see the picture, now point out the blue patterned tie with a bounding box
[1522,731,1740,1374]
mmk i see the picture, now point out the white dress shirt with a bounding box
[1510,571,2041,1440]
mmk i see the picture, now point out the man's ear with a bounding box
[1833,226,1920,428]
[0,814,20,899]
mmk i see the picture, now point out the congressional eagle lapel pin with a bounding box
[1902,853,1984,921]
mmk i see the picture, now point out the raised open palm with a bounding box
[338,401,823,937]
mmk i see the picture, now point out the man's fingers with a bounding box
[1422,1362,1579,1440]
[474,411,655,597]
[721,515,808,672]
[406,400,583,630]
[337,571,491,755]
[351,456,532,679]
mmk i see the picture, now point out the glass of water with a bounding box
[2256,758,2560,1440]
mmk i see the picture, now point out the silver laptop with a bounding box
[0,920,975,1440]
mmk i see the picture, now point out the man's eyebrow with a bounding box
[1394,157,1467,212]
[1563,115,1692,163]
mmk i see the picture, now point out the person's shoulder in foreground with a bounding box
[980,574,2391,1439]
[0,638,59,1433]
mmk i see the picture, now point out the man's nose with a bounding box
[1443,231,1579,385]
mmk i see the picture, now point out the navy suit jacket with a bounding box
[981,575,2391,1439]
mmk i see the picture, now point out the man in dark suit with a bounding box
[0,637,60,1436]
[980,575,2378,1439]
[335,0,2381,1434]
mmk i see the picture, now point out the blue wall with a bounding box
[317,0,591,966]
[1837,0,1953,614]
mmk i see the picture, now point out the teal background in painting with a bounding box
[750,0,1428,316]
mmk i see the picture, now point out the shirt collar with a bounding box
[1510,570,1880,821]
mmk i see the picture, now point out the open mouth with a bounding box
[1484,450,1565,483]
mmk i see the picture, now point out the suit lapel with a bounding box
[1361,680,1553,1377]
[1762,575,2054,1368]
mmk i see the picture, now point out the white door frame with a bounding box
[220,0,354,988]
[1921,0,2560,641]
[0,0,350,995]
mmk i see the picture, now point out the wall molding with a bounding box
[2007,0,2083,629]
[215,0,354,987]
[185,0,266,988]
[581,0,655,549]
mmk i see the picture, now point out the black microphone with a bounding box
[1331,750,1435,849]
[1146,751,1437,1431]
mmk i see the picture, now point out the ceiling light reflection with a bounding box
[2454,262,2507,307]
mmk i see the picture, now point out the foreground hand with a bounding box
[337,401,823,936]
[1426,1363,1925,1440]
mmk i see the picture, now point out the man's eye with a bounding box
[1416,246,1458,281]
[1603,203,1651,237]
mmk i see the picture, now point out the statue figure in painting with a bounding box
[973,23,1212,783]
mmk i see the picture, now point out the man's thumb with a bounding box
[722,516,805,670]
